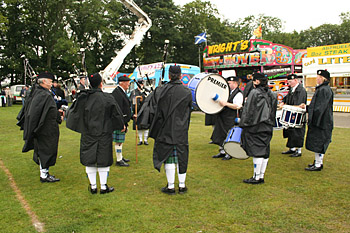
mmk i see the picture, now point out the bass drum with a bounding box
[188,73,229,114]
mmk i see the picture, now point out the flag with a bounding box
[253,24,262,38]
[195,32,207,45]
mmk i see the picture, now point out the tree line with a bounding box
[1,0,349,85]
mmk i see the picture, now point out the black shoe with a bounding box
[88,185,97,194]
[305,165,323,171]
[137,141,143,145]
[212,153,226,158]
[243,177,261,184]
[222,154,232,160]
[282,149,296,154]
[308,160,316,167]
[40,175,60,183]
[260,178,265,184]
[100,185,114,194]
[289,152,302,157]
[116,160,129,167]
[122,157,130,162]
[179,187,188,194]
[144,141,149,145]
[161,186,176,195]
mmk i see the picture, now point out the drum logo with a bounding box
[207,76,227,89]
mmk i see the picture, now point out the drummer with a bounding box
[279,74,307,157]
[211,76,243,160]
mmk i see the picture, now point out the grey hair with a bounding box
[37,78,46,84]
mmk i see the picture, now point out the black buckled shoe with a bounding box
[289,152,302,157]
[222,154,232,160]
[212,153,226,158]
[40,174,60,183]
[144,141,149,145]
[116,160,129,167]
[305,165,323,171]
[137,141,143,145]
[282,149,296,154]
[100,185,114,194]
[122,157,130,162]
[179,187,188,194]
[308,160,316,167]
[243,177,261,184]
[88,185,97,194]
[161,185,176,195]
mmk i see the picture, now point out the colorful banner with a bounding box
[307,43,350,57]
[203,39,306,69]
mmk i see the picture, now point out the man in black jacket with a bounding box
[111,75,132,167]
[211,76,243,160]
[21,72,64,183]
[66,73,125,194]
[300,70,333,171]
[280,74,307,157]
[240,72,277,184]
[147,65,192,195]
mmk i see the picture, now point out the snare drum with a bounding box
[223,127,248,160]
[274,110,283,130]
[188,73,229,114]
[280,105,306,128]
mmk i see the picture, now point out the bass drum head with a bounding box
[195,74,229,114]
[223,142,249,160]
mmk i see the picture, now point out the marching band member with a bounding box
[211,76,243,160]
[300,70,334,171]
[147,65,192,195]
[111,75,132,167]
[130,78,149,145]
[280,74,307,157]
[66,73,125,194]
[240,73,277,184]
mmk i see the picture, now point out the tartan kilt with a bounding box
[164,146,178,164]
[113,130,125,143]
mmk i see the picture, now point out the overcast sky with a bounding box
[173,0,349,32]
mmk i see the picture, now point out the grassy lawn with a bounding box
[1,105,349,232]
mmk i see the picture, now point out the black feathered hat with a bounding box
[317,69,330,80]
[37,71,55,81]
[169,65,181,74]
[252,72,266,81]
[118,75,131,82]
[226,76,239,82]
[287,74,298,80]
[89,73,102,88]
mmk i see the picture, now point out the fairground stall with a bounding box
[203,39,307,103]
[302,43,350,112]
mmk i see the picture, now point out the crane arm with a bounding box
[101,0,152,84]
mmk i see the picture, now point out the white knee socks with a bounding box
[86,166,110,190]
[253,157,264,180]
[260,158,269,179]
[115,144,123,162]
[177,164,186,188]
[138,130,149,142]
[315,153,324,167]
[164,163,176,189]
[138,130,144,142]
[97,167,110,190]
[39,160,49,178]
[144,130,149,142]
[86,166,97,189]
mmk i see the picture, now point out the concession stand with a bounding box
[203,39,307,103]
[302,43,350,112]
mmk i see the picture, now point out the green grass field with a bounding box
[1,105,349,232]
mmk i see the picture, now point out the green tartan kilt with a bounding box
[113,130,125,143]
[164,146,178,164]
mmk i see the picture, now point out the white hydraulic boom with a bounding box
[100,0,152,84]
